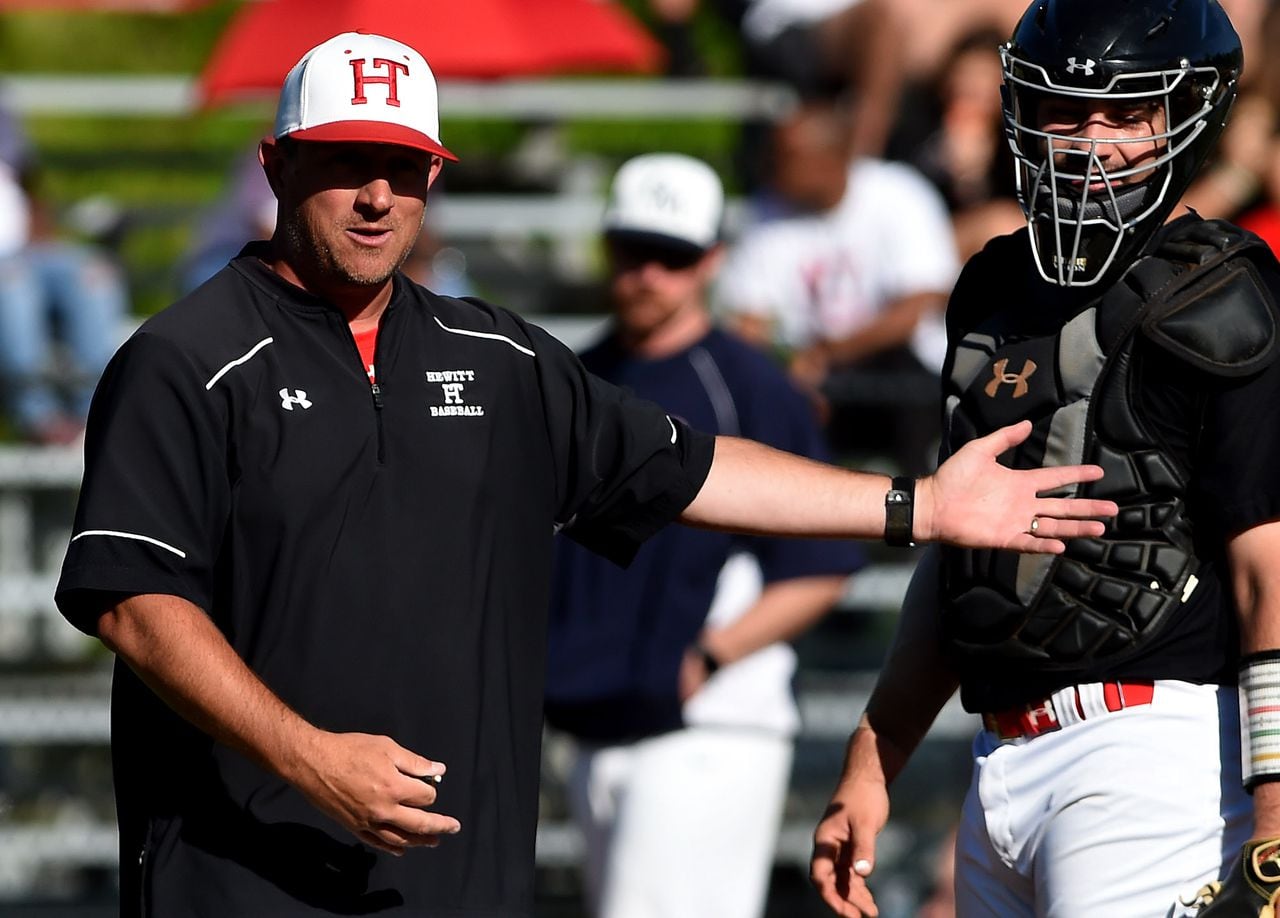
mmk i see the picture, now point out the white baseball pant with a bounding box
[955,680,1251,917]
[566,726,793,918]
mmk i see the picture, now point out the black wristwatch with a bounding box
[884,476,916,548]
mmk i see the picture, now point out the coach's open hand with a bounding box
[684,419,1114,549]
[918,419,1114,552]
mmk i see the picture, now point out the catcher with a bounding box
[810,1,1280,915]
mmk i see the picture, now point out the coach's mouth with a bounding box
[347,226,395,247]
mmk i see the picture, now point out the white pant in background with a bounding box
[956,681,1251,918]
[566,726,793,918]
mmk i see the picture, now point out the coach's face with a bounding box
[264,139,443,293]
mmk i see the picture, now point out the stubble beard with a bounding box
[282,211,421,290]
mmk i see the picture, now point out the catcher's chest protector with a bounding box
[941,219,1277,671]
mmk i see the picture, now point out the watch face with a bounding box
[885,483,915,547]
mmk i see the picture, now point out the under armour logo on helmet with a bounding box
[984,359,1038,399]
[1065,57,1096,75]
[279,388,313,411]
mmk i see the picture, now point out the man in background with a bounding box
[546,152,862,918]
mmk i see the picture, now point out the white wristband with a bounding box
[1240,652,1280,791]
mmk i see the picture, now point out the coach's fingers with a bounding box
[1027,462,1106,492]
[394,748,444,780]
[1004,532,1066,554]
[358,828,407,856]
[971,419,1033,456]
[374,822,448,849]
[390,805,461,839]
[365,809,459,854]
[396,771,444,808]
[1033,498,1117,526]
[1026,515,1107,541]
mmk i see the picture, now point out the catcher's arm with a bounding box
[1188,521,1280,915]
[810,547,959,917]
[1235,521,1280,817]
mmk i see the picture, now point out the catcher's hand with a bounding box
[1185,839,1280,916]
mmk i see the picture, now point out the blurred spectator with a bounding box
[1179,94,1275,222]
[888,0,1027,84]
[648,0,906,160]
[180,148,276,293]
[715,101,959,473]
[646,0,708,76]
[1236,117,1280,255]
[1222,0,1270,87]
[1177,0,1277,221]
[0,104,128,445]
[902,29,1024,261]
[546,153,862,918]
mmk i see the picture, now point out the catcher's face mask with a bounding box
[997,0,1242,288]
[1002,53,1215,287]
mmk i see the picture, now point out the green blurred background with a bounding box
[1,2,747,316]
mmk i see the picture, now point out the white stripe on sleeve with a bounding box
[205,337,274,390]
[70,529,187,559]
[433,317,535,357]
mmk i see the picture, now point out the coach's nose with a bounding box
[356,177,395,215]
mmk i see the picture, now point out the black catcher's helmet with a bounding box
[1002,0,1242,286]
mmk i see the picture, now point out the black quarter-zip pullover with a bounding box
[56,243,714,917]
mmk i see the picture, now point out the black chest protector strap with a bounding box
[940,218,1278,673]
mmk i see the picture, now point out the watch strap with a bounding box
[693,643,722,676]
[884,476,916,548]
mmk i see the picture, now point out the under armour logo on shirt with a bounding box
[279,388,313,411]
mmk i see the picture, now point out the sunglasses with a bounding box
[607,238,705,272]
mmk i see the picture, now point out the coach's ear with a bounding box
[259,137,286,201]
[426,154,444,192]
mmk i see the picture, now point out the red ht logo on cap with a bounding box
[349,58,409,108]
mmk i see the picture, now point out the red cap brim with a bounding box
[284,120,458,161]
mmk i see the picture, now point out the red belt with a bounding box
[981,681,1155,741]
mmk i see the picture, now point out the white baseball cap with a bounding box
[273,31,457,161]
[603,153,723,255]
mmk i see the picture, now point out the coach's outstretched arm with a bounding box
[681,420,1117,551]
